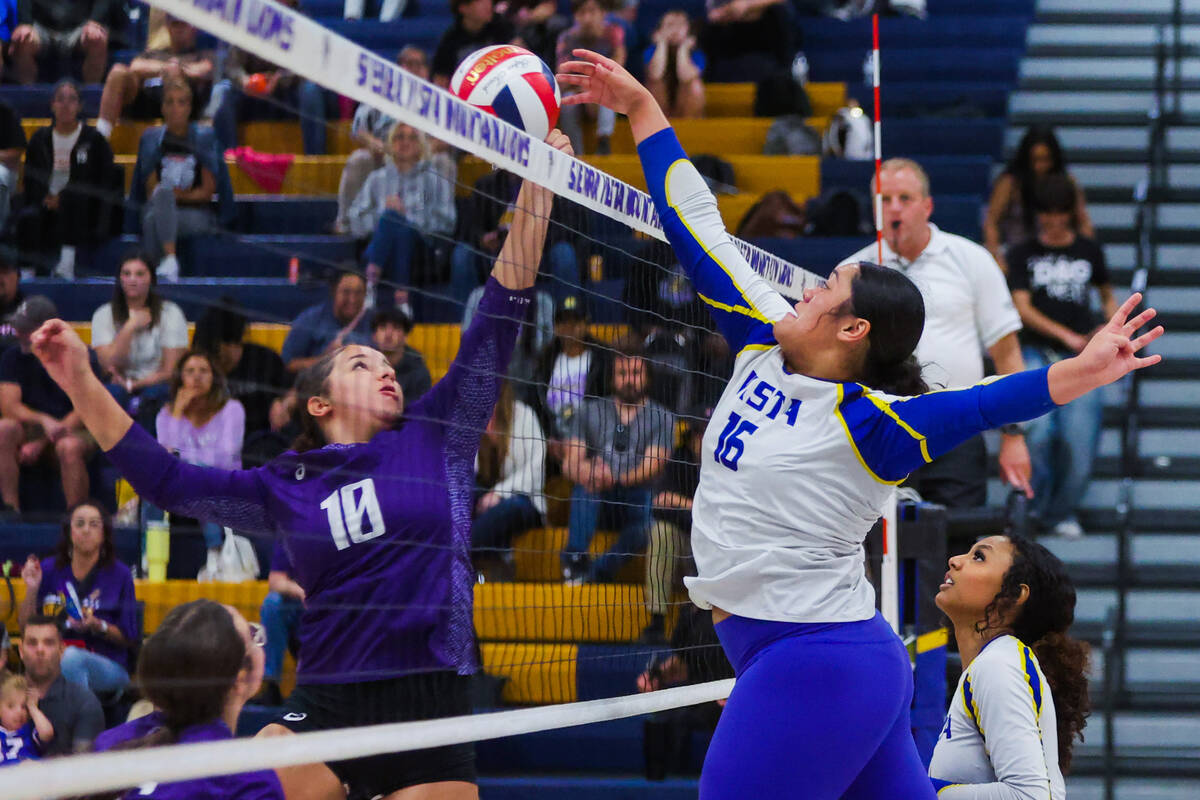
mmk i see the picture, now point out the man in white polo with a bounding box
[840,157,1032,509]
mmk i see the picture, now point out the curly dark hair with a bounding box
[977,535,1091,772]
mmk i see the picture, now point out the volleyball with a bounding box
[449,44,561,141]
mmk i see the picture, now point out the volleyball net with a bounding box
[4,0,912,794]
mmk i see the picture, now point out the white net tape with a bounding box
[7,679,734,798]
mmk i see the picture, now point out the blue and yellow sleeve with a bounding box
[637,128,793,353]
[836,368,1058,483]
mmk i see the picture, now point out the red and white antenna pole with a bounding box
[873,12,883,264]
[872,11,900,635]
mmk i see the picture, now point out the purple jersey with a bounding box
[96,712,284,799]
[0,722,41,765]
[106,278,532,684]
[269,539,292,573]
[36,558,138,670]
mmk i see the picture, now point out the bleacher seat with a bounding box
[807,47,1023,85]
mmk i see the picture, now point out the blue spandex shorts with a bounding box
[701,612,936,799]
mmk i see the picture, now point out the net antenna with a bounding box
[872,12,900,635]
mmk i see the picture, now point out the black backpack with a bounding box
[754,73,813,118]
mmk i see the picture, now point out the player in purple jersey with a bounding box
[32,130,571,800]
[93,598,283,799]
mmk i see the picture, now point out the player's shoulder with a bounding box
[969,635,1040,684]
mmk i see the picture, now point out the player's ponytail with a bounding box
[291,348,343,453]
[81,600,248,799]
[850,262,929,396]
[981,535,1091,772]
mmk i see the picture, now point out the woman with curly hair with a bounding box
[929,534,1090,799]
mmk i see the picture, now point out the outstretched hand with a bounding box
[557,49,650,116]
[1049,293,1163,404]
[30,320,95,396]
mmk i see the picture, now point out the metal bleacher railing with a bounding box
[1101,6,1181,797]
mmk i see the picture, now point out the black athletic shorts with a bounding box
[276,671,475,797]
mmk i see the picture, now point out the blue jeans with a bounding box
[61,646,130,696]
[365,210,427,289]
[450,240,579,307]
[564,484,652,581]
[1022,345,1104,527]
[260,591,303,681]
[208,78,328,155]
[472,494,542,555]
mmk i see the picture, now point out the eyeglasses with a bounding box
[613,423,630,453]
[247,622,267,648]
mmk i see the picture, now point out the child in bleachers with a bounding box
[643,11,705,119]
[556,0,626,155]
[0,672,54,765]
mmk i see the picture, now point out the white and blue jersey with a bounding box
[638,128,1060,624]
[929,635,1065,800]
[0,722,42,766]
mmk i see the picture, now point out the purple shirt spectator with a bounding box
[104,278,531,685]
[34,558,137,671]
[95,711,284,799]
[155,398,245,471]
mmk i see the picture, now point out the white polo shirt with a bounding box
[842,225,1022,390]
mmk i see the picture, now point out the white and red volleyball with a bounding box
[450,44,561,141]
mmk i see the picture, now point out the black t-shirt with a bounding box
[654,444,700,533]
[0,346,102,419]
[225,342,287,435]
[0,100,26,151]
[156,132,201,191]
[1007,235,1109,354]
[38,673,105,756]
[432,16,517,80]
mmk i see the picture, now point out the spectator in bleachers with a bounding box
[451,168,581,306]
[335,46,429,235]
[985,125,1095,275]
[156,349,246,561]
[700,0,794,83]
[280,268,372,375]
[560,344,673,584]
[18,500,138,697]
[91,253,189,418]
[0,250,24,354]
[841,158,1031,509]
[0,0,16,83]
[532,293,602,440]
[0,672,53,764]
[131,77,233,283]
[243,385,300,467]
[258,541,304,706]
[472,379,546,577]
[496,0,566,68]
[18,615,105,755]
[10,0,113,84]
[0,296,101,511]
[640,403,707,644]
[370,307,432,404]
[0,95,24,236]
[432,0,518,87]
[92,599,283,799]
[208,0,329,155]
[1007,174,1117,540]
[352,123,457,309]
[17,79,116,280]
[193,302,289,436]
[95,16,216,142]
[555,0,625,155]
[643,11,705,119]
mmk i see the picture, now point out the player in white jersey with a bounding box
[557,49,1161,798]
[929,535,1089,799]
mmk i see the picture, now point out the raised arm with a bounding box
[557,49,793,353]
[30,320,274,533]
[842,295,1163,483]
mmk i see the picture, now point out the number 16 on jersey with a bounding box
[714,412,759,471]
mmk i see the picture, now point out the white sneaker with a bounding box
[1053,520,1085,540]
[156,254,180,283]
[53,246,75,280]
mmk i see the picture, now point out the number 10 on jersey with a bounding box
[320,478,386,550]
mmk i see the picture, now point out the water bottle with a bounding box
[145,512,171,583]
